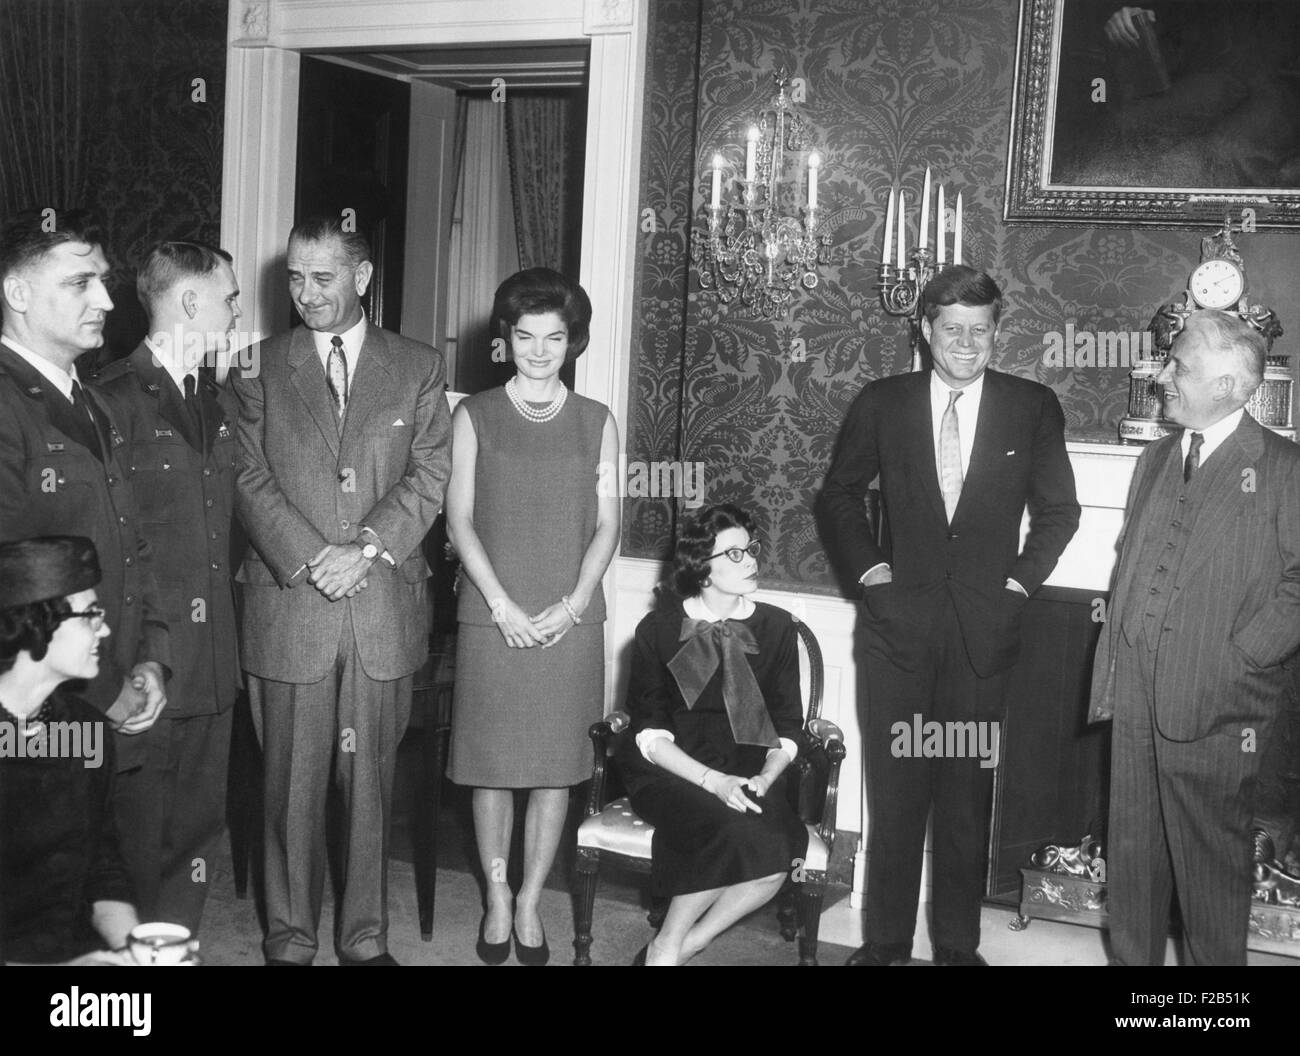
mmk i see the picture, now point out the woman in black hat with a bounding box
[0,535,139,964]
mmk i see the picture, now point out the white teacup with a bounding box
[128,922,194,966]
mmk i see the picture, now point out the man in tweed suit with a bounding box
[1089,309,1300,965]
[233,216,451,965]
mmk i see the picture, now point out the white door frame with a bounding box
[220,0,648,699]
[220,0,646,428]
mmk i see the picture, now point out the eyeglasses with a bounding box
[62,605,107,630]
[709,541,761,563]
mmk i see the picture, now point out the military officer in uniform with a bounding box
[0,208,169,740]
[93,240,243,932]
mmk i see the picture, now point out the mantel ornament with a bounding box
[1121,215,1295,442]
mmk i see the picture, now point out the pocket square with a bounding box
[392,418,406,427]
[1006,449,1015,456]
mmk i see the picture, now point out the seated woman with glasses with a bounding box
[0,536,139,964]
[617,503,808,965]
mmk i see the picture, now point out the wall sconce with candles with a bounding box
[690,71,838,320]
[877,167,964,371]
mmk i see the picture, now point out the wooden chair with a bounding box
[572,616,845,965]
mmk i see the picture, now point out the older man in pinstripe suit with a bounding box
[1089,309,1300,965]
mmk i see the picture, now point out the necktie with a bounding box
[939,388,964,522]
[326,335,348,419]
[70,379,107,452]
[1183,431,1205,483]
[70,379,95,427]
[183,373,205,447]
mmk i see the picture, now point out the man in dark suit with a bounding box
[232,215,452,966]
[818,266,1080,965]
[1089,309,1300,965]
[0,208,169,741]
[93,241,243,933]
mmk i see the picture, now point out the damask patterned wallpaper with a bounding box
[85,0,228,365]
[626,0,1300,593]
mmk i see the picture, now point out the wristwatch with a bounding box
[359,542,379,561]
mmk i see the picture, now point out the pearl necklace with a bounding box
[505,376,567,423]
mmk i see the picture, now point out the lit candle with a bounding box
[919,166,931,250]
[954,191,963,265]
[883,187,895,264]
[746,126,758,183]
[711,153,723,210]
[808,151,820,208]
[937,184,946,265]
[896,190,906,270]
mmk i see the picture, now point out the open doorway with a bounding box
[293,45,588,394]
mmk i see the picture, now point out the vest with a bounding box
[1123,442,1210,651]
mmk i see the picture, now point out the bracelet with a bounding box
[560,595,582,624]
[489,598,507,623]
[698,768,713,789]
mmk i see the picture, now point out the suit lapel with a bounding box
[339,326,392,451]
[1178,416,1266,578]
[908,374,947,526]
[288,327,341,458]
[80,385,117,463]
[0,346,103,460]
[954,371,1005,524]
[197,368,229,454]
[1111,437,1178,611]
[129,344,203,451]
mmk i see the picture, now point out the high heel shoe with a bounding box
[513,926,550,966]
[476,915,511,965]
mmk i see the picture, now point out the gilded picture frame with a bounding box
[1004,0,1300,227]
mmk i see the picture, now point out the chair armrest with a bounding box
[804,718,846,846]
[806,718,843,750]
[584,710,632,817]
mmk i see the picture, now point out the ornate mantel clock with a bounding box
[1120,218,1295,442]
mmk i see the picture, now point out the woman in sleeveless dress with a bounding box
[446,268,620,965]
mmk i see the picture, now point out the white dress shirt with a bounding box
[144,338,197,396]
[863,370,1025,594]
[1180,407,1244,466]
[312,316,367,389]
[930,369,984,481]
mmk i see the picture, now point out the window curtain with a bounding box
[0,0,87,215]
[504,94,574,273]
[446,97,519,393]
